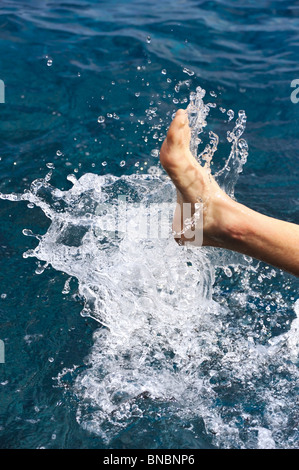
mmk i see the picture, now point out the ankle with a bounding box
[206,195,248,248]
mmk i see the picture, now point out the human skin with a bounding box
[160,109,299,277]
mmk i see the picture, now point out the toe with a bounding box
[166,109,190,147]
[175,108,188,119]
[172,109,188,130]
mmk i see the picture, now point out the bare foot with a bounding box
[160,109,235,246]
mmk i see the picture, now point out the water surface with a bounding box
[0,0,298,449]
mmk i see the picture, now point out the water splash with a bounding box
[187,86,210,158]
[0,87,297,449]
[216,109,248,198]
[187,86,248,197]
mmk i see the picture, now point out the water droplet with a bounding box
[56,150,62,156]
[102,161,107,166]
[22,229,34,237]
[147,166,162,176]
[161,69,167,75]
[150,149,159,157]
[183,67,194,76]
[120,161,126,167]
[1,293,7,299]
[227,109,234,121]
[62,277,72,294]
[223,266,232,277]
[35,263,47,275]
[97,116,105,124]
[135,92,140,98]
[47,58,53,67]
[146,35,151,43]
[23,250,33,259]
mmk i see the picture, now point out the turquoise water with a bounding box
[0,0,298,449]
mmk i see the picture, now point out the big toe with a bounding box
[166,109,190,148]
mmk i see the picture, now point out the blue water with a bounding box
[0,0,298,449]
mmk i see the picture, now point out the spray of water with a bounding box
[0,87,298,449]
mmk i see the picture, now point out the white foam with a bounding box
[257,427,276,449]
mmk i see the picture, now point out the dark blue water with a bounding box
[0,0,298,449]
